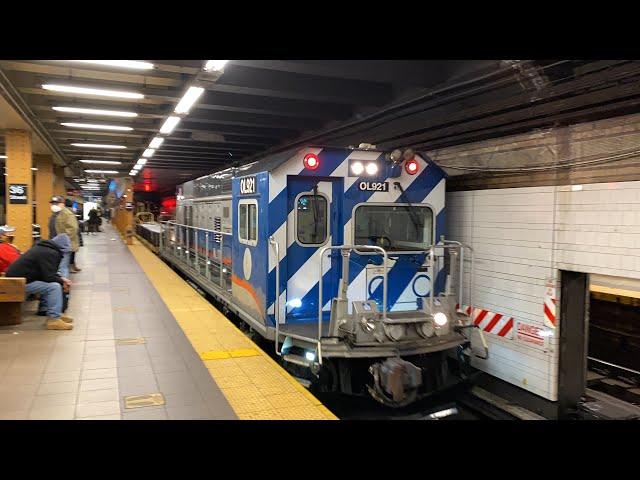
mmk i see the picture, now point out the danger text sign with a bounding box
[516,322,546,347]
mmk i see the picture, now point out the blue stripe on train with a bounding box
[267,148,353,236]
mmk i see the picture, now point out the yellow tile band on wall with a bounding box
[127,238,337,420]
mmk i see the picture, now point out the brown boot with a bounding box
[70,265,82,273]
[46,318,73,330]
[61,315,74,323]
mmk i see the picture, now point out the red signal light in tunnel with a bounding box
[303,153,320,171]
[405,157,419,175]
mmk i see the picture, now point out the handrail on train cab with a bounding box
[318,245,388,365]
[268,236,281,357]
[159,221,233,288]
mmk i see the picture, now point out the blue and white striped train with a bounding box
[159,145,486,407]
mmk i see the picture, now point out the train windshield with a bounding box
[354,204,433,252]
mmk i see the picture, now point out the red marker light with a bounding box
[405,158,419,175]
[303,153,320,171]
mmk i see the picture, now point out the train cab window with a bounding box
[354,204,433,252]
[238,200,258,246]
[296,194,328,246]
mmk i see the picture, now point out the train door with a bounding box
[285,177,342,323]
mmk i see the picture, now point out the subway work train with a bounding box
[151,145,488,407]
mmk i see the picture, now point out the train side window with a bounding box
[296,193,328,246]
[238,199,258,247]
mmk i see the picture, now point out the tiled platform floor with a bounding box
[128,230,337,420]
[0,224,236,420]
[0,223,336,420]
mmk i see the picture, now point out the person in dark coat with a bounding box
[87,208,101,234]
[5,234,74,330]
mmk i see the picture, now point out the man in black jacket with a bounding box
[5,233,74,330]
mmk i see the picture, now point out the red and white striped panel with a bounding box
[543,283,557,329]
[456,304,514,339]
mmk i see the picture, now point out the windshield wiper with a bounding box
[393,182,422,241]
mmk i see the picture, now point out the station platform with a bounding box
[0,224,336,420]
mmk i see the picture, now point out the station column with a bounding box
[53,166,65,197]
[4,129,33,252]
[34,154,54,240]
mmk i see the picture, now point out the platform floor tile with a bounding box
[127,237,337,420]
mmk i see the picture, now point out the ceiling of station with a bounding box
[0,59,497,194]
[2,59,638,196]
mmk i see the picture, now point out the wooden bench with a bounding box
[0,277,26,326]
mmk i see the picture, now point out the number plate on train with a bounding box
[358,181,389,192]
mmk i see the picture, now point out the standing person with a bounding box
[87,208,100,235]
[64,199,82,273]
[0,225,21,274]
[48,196,80,277]
[5,233,74,330]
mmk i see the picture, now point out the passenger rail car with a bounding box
[158,146,486,407]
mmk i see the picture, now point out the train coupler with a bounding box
[368,357,422,407]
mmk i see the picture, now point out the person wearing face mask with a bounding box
[0,225,21,275]
[48,196,80,279]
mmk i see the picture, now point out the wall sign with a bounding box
[240,176,256,195]
[358,181,389,192]
[8,184,28,204]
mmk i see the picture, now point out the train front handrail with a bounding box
[318,245,388,365]
[269,236,281,357]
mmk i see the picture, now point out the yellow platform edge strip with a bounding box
[126,238,337,420]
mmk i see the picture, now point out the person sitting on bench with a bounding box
[5,233,74,330]
[0,225,20,275]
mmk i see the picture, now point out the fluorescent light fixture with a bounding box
[43,84,144,99]
[129,171,137,176]
[79,160,122,165]
[136,158,148,165]
[159,116,180,134]
[174,86,205,114]
[70,60,154,70]
[71,143,126,149]
[86,179,99,183]
[204,60,228,72]
[0,155,7,159]
[142,148,155,158]
[53,106,137,117]
[84,169,119,174]
[31,167,38,171]
[133,164,142,170]
[61,122,133,131]
[149,137,164,149]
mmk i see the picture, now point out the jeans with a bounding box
[27,281,62,319]
[58,252,71,279]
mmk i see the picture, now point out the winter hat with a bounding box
[51,233,72,253]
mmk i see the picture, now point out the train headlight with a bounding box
[360,317,376,333]
[384,323,405,341]
[418,320,435,338]
[434,312,448,326]
[365,162,379,175]
[351,161,364,175]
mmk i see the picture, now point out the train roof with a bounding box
[178,146,443,200]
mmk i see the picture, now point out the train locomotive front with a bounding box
[162,146,486,407]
